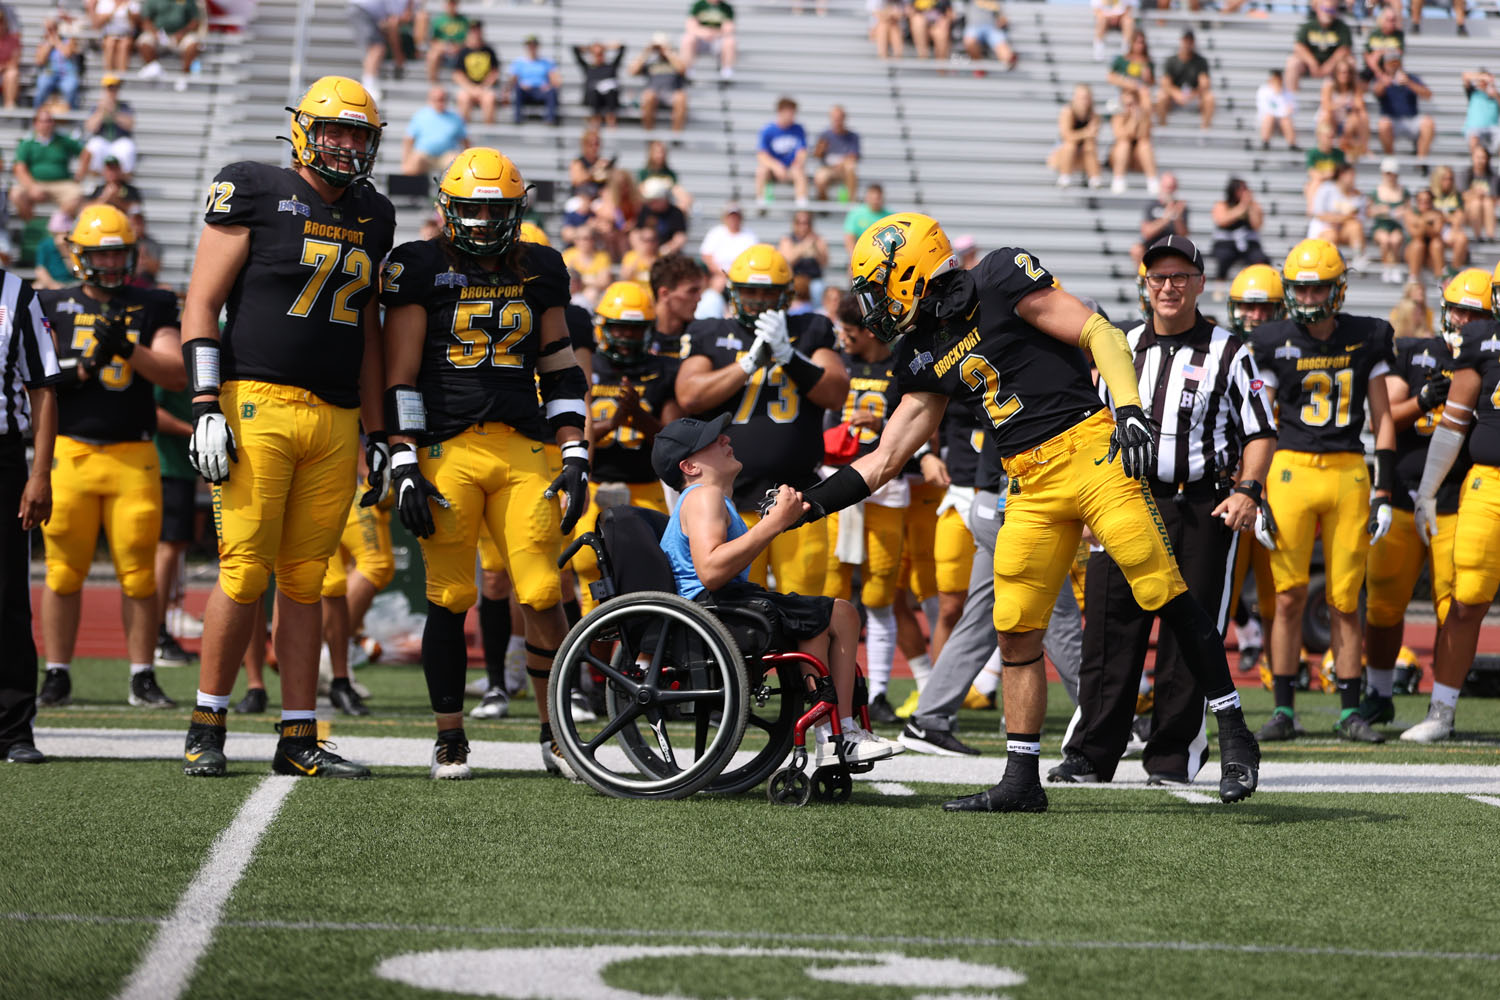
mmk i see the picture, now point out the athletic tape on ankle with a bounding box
[1208,691,1242,714]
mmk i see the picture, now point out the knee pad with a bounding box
[218,554,272,604]
[44,558,86,596]
[118,565,156,601]
[274,558,328,605]
[427,578,479,614]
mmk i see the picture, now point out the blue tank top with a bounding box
[661,483,751,599]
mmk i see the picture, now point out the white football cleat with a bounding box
[1400,701,1456,743]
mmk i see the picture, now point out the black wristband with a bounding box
[1232,479,1263,502]
[1374,448,1396,493]
[801,464,871,518]
[782,350,823,392]
[190,398,222,421]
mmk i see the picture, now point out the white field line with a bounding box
[1467,794,1500,809]
[1165,790,1217,804]
[33,727,1500,794]
[112,776,296,1000]
[6,911,1500,964]
[870,781,916,796]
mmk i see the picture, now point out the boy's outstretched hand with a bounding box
[762,483,810,532]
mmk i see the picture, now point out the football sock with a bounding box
[1003,732,1041,784]
[189,707,225,728]
[1335,674,1361,713]
[907,653,933,692]
[539,721,554,743]
[973,649,1001,697]
[129,662,151,676]
[563,598,581,627]
[1157,592,1235,695]
[46,661,70,673]
[1366,667,1395,698]
[479,595,511,692]
[1431,681,1461,709]
[195,690,230,712]
[865,603,896,699]
[422,602,469,715]
[1272,675,1296,712]
[1207,689,1241,715]
[281,709,316,722]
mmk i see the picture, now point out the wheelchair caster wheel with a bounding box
[767,767,812,806]
[811,766,852,803]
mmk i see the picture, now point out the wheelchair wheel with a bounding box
[766,766,811,807]
[550,592,750,799]
[702,658,803,795]
[811,766,853,804]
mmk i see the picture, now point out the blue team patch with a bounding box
[276,197,311,218]
[53,299,83,315]
[434,271,468,288]
[1482,338,1500,352]
[1274,343,1301,360]
[909,350,934,374]
[715,335,744,351]
[1411,352,1437,369]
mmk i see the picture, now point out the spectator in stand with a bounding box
[1209,176,1269,280]
[842,181,885,256]
[811,105,859,203]
[680,0,736,81]
[954,233,980,269]
[510,34,560,125]
[787,261,816,315]
[1429,164,1468,266]
[563,225,613,299]
[1319,57,1368,161]
[593,169,641,260]
[778,209,828,284]
[1091,0,1137,63]
[1304,121,1346,211]
[963,0,1017,71]
[33,207,76,288]
[1108,31,1153,103]
[1049,83,1102,189]
[12,108,82,220]
[1401,279,1433,333]
[638,139,693,213]
[1460,144,1497,242]
[1284,3,1351,93]
[569,127,613,198]
[631,33,688,132]
[1370,156,1409,283]
[1405,187,1458,281]
[452,20,500,124]
[0,15,19,109]
[1108,85,1157,195]
[1362,5,1404,83]
[424,0,468,82]
[699,202,756,285]
[92,0,136,76]
[1257,68,1298,151]
[573,40,623,128]
[82,76,136,178]
[401,85,468,175]
[636,176,688,256]
[619,225,660,283]
[1374,51,1433,157]
[1461,69,1499,155]
[1308,161,1368,265]
[1156,30,1212,130]
[32,19,81,111]
[755,96,809,208]
[871,0,905,60]
[1411,0,1466,37]
[907,1,954,63]
[1388,298,1422,340]
[1132,170,1186,261]
[87,155,144,234]
[348,0,407,101]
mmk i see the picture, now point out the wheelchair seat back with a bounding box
[598,505,675,596]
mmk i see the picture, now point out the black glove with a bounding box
[545,442,590,535]
[391,445,448,538]
[359,431,391,508]
[90,309,133,364]
[1417,374,1451,413]
[1106,404,1156,481]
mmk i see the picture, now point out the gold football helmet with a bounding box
[726,243,791,326]
[519,221,550,247]
[286,76,383,187]
[1281,238,1346,325]
[849,212,958,342]
[1441,267,1494,350]
[69,204,137,289]
[595,281,657,368]
[437,148,529,255]
[1227,263,1286,336]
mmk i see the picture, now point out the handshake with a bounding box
[737,309,794,376]
[756,482,820,531]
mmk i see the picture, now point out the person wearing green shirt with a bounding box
[1285,4,1351,92]
[1107,32,1153,102]
[842,182,886,257]
[12,108,83,221]
[154,384,198,664]
[425,0,470,82]
[1362,5,1404,84]
[680,0,735,80]
[138,0,204,79]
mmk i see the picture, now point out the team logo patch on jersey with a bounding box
[1412,353,1437,369]
[434,271,468,288]
[277,197,311,218]
[1482,338,1500,352]
[909,350,934,374]
[240,403,256,420]
[53,298,83,315]
[1281,469,1292,483]
[715,335,744,351]
[1275,343,1301,360]
[1475,477,1484,490]
[1249,379,1264,392]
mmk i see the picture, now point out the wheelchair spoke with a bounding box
[585,702,645,754]
[695,704,711,759]
[643,707,680,772]
[658,687,725,704]
[746,711,775,733]
[585,652,639,695]
[644,618,672,687]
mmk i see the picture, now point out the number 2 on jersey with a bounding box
[288,238,371,326]
[959,354,1023,429]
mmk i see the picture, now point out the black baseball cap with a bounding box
[1142,235,1204,273]
[652,413,732,490]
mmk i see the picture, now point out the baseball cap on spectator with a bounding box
[524,34,540,45]
[103,155,121,168]
[952,234,976,254]
[641,177,673,201]
[1380,156,1400,175]
[652,413,733,490]
[1142,235,1204,272]
[723,202,744,217]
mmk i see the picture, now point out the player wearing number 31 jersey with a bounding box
[799,211,1260,813]
[180,75,396,781]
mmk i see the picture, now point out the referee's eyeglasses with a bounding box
[1144,271,1201,289]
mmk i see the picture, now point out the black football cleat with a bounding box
[867,693,899,725]
[898,722,981,757]
[1356,693,1395,725]
[942,780,1048,813]
[1255,709,1299,742]
[1047,750,1100,783]
[6,742,45,764]
[1216,712,1260,804]
[234,687,268,714]
[184,709,228,777]
[38,668,71,707]
[272,721,370,779]
[128,669,177,709]
[328,678,371,717]
[1336,713,1386,743]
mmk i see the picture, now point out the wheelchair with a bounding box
[551,504,877,805]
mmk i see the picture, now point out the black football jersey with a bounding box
[565,303,594,354]
[652,327,690,360]
[942,402,985,489]
[1249,314,1394,454]
[1453,319,1500,469]
[40,286,179,442]
[894,249,1103,459]
[380,238,571,446]
[684,312,838,509]
[836,351,902,460]
[590,352,678,483]
[1392,336,1469,513]
[204,161,395,408]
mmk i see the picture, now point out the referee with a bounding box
[0,267,62,764]
[1051,236,1276,785]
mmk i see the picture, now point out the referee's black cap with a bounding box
[1143,235,1204,273]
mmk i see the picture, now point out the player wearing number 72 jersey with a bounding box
[799,211,1260,812]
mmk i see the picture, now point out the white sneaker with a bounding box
[138,60,164,80]
[1110,175,1126,194]
[173,77,188,93]
[1093,39,1106,61]
[542,737,580,780]
[470,687,509,719]
[1400,701,1456,743]
[719,65,734,81]
[431,733,472,780]
[464,676,491,698]
[815,724,903,766]
[1087,174,1104,189]
[1056,174,1073,189]
[1146,176,1161,195]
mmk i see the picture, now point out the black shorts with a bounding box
[701,579,833,646]
[160,476,197,543]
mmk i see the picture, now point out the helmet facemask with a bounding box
[851,258,913,344]
[72,244,137,290]
[438,191,527,256]
[1442,303,1488,352]
[1227,296,1284,336]
[298,116,381,187]
[1283,276,1345,325]
[597,319,653,368]
[728,279,790,327]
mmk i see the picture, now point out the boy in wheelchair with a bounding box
[652,414,904,766]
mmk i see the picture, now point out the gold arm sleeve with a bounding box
[1079,313,1142,410]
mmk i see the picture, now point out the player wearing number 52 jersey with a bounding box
[382,147,589,780]
[801,211,1260,813]
[181,76,396,781]
[675,244,849,596]
[1248,239,1396,744]
[36,205,185,713]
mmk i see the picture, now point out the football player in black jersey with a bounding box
[648,253,708,362]
[381,148,588,780]
[1400,269,1498,743]
[1249,239,1396,744]
[674,244,849,596]
[801,211,1259,811]
[1359,270,1478,730]
[180,76,396,780]
[35,205,186,712]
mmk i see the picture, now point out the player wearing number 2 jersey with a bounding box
[1248,239,1395,745]
[803,211,1259,812]
[180,75,396,781]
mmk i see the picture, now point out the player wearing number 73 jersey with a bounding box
[180,75,396,781]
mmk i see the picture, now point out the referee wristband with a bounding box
[1232,479,1263,502]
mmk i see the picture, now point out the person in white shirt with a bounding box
[1308,162,1367,265]
[698,202,757,293]
[1256,68,1298,150]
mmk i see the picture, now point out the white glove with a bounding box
[1414,495,1439,546]
[1368,495,1393,543]
[738,335,773,375]
[755,309,793,365]
[188,402,237,485]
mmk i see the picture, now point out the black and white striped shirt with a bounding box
[1100,314,1276,486]
[0,269,63,435]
